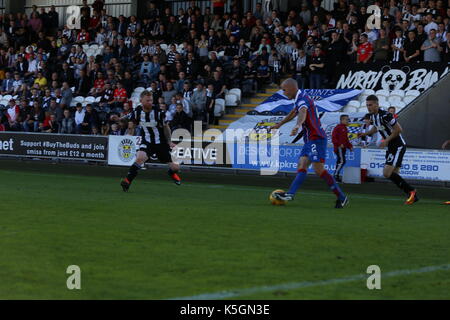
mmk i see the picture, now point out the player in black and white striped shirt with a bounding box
[359,95,418,204]
[121,90,181,192]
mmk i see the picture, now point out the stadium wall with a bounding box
[399,72,450,150]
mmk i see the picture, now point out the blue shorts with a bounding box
[300,138,327,163]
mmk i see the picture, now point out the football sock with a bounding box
[168,168,178,175]
[320,170,346,201]
[287,169,307,195]
[389,172,414,194]
[126,162,141,183]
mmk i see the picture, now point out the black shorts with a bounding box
[139,141,172,163]
[385,143,406,167]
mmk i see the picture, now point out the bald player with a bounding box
[270,79,349,208]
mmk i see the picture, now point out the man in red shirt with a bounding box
[112,81,128,113]
[332,114,354,182]
[357,34,373,63]
[90,72,105,96]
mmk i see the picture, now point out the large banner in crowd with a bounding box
[220,113,368,146]
[0,132,107,161]
[336,62,449,91]
[255,89,362,113]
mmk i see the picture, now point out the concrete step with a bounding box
[218,119,235,124]
[209,124,228,130]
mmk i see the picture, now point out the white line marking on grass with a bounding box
[168,263,450,300]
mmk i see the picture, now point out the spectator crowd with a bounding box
[0,0,449,136]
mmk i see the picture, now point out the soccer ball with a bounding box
[269,189,286,206]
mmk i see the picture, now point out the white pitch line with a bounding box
[168,263,450,300]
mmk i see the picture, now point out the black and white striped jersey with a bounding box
[131,105,167,145]
[370,109,406,146]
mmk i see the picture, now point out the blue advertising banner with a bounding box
[228,143,361,174]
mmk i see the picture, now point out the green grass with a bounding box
[0,166,449,299]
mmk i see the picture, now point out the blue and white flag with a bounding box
[255,89,362,113]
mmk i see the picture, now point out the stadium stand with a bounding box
[0,0,449,136]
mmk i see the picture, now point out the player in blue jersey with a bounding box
[270,79,349,208]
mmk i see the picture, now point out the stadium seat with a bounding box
[3,95,12,101]
[95,96,102,103]
[343,106,357,113]
[388,96,402,105]
[391,101,406,110]
[74,96,85,103]
[134,87,145,93]
[346,100,360,109]
[71,87,75,93]
[82,44,89,51]
[375,89,390,100]
[214,98,226,117]
[70,101,77,108]
[379,100,391,109]
[217,51,225,58]
[391,90,405,99]
[405,90,420,98]
[160,44,168,51]
[363,89,375,96]
[225,93,239,107]
[358,106,369,114]
[90,44,99,51]
[85,96,96,103]
[403,96,416,104]
[229,88,242,102]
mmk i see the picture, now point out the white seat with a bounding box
[0,95,3,100]
[405,90,420,97]
[95,96,102,103]
[160,44,168,51]
[225,94,239,107]
[403,96,416,104]
[358,106,369,114]
[90,44,99,51]
[85,96,96,103]
[363,89,375,96]
[217,51,225,58]
[388,95,402,105]
[74,96,85,103]
[375,89,390,99]
[390,90,405,99]
[346,100,360,109]
[391,101,406,110]
[82,44,89,51]
[214,98,226,117]
[379,100,391,109]
[343,106,357,113]
[70,101,78,107]
[3,95,12,101]
[71,87,75,93]
[229,88,242,101]
[135,87,145,93]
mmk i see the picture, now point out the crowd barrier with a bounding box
[1,132,450,182]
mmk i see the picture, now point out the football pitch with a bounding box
[0,160,449,300]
